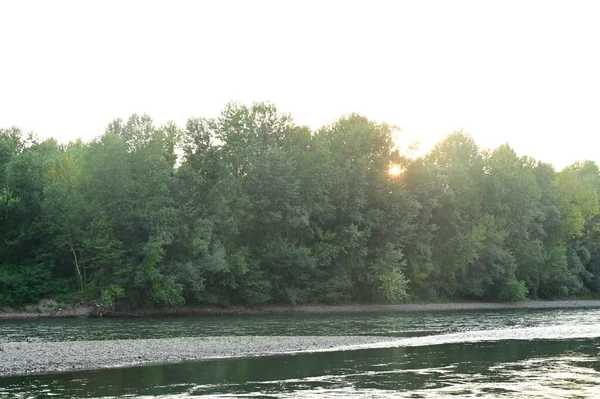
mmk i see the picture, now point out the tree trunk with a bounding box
[69,234,84,294]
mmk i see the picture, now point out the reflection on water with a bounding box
[2,309,600,398]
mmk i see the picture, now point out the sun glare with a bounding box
[387,163,404,178]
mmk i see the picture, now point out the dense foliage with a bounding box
[2,103,600,307]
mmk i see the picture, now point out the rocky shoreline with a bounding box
[0,335,397,377]
[3,299,600,320]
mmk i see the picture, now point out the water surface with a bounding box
[2,308,600,398]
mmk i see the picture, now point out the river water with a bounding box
[1,308,600,398]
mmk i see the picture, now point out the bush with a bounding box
[499,279,528,301]
[0,263,69,307]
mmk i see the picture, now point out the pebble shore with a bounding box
[0,335,396,377]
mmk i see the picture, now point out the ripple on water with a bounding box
[3,309,600,398]
[170,353,600,398]
[3,308,600,343]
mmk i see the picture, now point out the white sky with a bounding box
[1,0,599,169]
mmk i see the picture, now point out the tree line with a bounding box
[1,103,600,308]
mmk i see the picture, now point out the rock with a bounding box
[38,299,58,311]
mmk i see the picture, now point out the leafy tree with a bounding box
[3,105,600,308]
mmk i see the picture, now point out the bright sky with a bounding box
[1,0,599,169]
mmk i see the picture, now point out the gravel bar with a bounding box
[0,336,397,377]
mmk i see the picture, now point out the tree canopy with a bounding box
[2,104,600,308]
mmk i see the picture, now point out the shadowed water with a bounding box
[2,308,600,398]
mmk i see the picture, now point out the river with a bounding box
[1,308,600,397]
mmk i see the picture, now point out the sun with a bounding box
[387,163,404,178]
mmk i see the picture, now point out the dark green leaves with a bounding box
[2,104,600,308]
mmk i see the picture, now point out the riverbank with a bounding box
[139,300,600,316]
[3,299,600,320]
[0,335,397,376]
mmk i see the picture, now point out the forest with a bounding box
[2,103,600,308]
